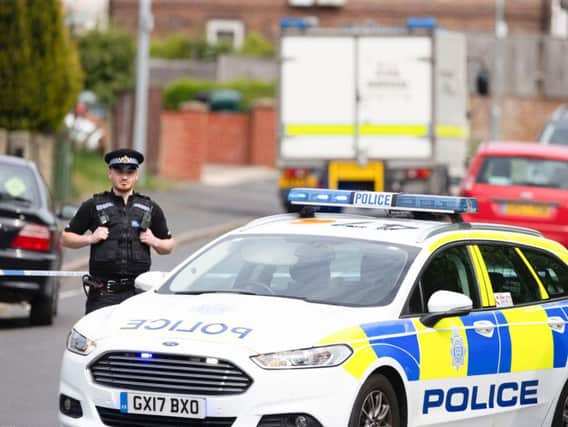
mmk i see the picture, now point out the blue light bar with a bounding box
[140,352,153,359]
[280,17,317,30]
[406,17,437,30]
[288,188,477,214]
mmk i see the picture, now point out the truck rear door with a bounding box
[280,35,356,160]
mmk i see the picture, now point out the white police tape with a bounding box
[0,269,88,277]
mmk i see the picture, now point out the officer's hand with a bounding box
[139,228,157,248]
[90,226,109,245]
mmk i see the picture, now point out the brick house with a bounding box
[110,0,555,46]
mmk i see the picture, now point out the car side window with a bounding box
[478,245,542,306]
[521,248,568,298]
[406,245,479,314]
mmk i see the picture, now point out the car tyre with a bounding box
[30,280,58,326]
[552,380,568,427]
[348,373,401,427]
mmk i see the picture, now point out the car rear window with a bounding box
[160,234,418,307]
[0,162,40,207]
[476,156,568,189]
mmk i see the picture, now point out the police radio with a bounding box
[140,210,152,231]
[98,212,109,227]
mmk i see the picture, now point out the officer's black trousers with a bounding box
[85,287,137,314]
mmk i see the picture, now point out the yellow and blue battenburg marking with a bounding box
[288,188,478,214]
[322,300,568,382]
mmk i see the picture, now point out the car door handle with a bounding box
[548,316,566,333]
[473,320,495,338]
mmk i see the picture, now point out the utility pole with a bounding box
[133,0,153,181]
[491,0,506,141]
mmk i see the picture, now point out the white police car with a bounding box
[59,189,568,427]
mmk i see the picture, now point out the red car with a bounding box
[459,142,568,247]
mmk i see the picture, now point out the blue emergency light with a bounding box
[406,17,437,30]
[280,17,318,30]
[288,188,477,214]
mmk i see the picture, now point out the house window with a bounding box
[206,19,244,50]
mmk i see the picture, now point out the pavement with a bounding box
[201,163,277,187]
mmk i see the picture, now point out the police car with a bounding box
[59,188,568,427]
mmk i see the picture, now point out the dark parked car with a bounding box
[0,155,71,325]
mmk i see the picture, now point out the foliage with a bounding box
[150,34,233,60]
[150,31,276,60]
[76,28,136,106]
[163,78,275,112]
[225,79,275,111]
[0,0,83,131]
[150,33,193,59]
[239,31,275,58]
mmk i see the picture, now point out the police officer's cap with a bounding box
[104,149,144,170]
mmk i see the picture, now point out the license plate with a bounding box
[501,203,552,218]
[119,391,206,419]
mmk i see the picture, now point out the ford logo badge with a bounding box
[162,341,179,347]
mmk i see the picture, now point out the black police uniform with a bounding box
[65,149,171,313]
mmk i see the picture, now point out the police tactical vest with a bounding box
[90,192,152,278]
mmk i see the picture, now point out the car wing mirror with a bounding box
[135,271,168,292]
[58,204,78,220]
[420,290,473,328]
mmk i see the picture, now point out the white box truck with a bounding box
[277,18,470,211]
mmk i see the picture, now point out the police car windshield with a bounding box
[159,235,417,307]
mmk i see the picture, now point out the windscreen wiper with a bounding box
[174,290,259,295]
[0,191,32,204]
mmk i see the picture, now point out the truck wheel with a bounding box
[30,280,58,326]
[552,380,568,426]
[348,373,401,427]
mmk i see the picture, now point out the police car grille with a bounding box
[89,352,252,395]
[96,407,236,426]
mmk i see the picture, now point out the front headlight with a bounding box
[66,328,96,356]
[251,344,352,369]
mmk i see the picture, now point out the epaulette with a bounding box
[93,191,110,198]
[134,192,151,200]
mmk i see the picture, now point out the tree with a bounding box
[0,0,82,132]
[76,28,136,106]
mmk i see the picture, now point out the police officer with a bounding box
[62,148,174,314]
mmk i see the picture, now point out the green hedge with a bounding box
[151,31,275,60]
[163,78,275,112]
[150,34,233,60]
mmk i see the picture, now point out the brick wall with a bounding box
[159,107,208,180]
[250,101,276,167]
[469,95,565,144]
[110,0,548,41]
[206,113,250,164]
[158,103,276,179]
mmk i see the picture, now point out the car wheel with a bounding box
[552,380,568,427]
[29,279,58,326]
[349,373,401,427]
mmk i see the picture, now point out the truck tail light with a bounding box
[11,224,51,252]
[404,168,431,180]
[283,168,310,178]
